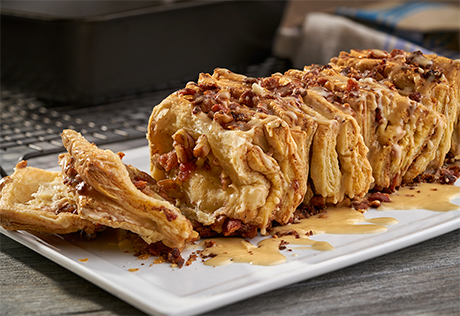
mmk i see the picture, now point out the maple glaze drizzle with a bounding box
[201,207,397,266]
[379,182,460,212]
[272,207,396,235]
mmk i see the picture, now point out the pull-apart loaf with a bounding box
[1,49,458,251]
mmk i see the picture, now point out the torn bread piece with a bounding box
[60,129,196,251]
[148,71,310,236]
[0,161,97,235]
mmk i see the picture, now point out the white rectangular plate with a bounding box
[2,146,460,316]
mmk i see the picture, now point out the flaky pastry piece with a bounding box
[0,161,97,235]
[251,70,372,203]
[148,71,309,235]
[285,65,446,190]
[331,49,460,165]
[60,129,196,250]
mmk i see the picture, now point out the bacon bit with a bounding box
[235,224,258,239]
[199,82,219,90]
[133,180,147,190]
[442,173,457,184]
[178,88,196,96]
[177,161,196,181]
[167,248,185,268]
[222,218,242,236]
[239,90,258,107]
[259,77,278,90]
[117,152,125,159]
[409,92,421,102]
[316,77,328,86]
[161,207,178,222]
[346,78,359,92]
[279,239,289,250]
[368,192,391,203]
[186,252,198,266]
[352,200,370,210]
[211,103,229,114]
[390,49,405,57]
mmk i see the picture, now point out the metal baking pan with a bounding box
[1,0,286,105]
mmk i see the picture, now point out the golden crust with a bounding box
[0,162,97,235]
[286,65,446,190]
[263,70,373,201]
[331,49,460,165]
[60,129,195,250]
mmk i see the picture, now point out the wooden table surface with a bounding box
[1,229,458,316]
